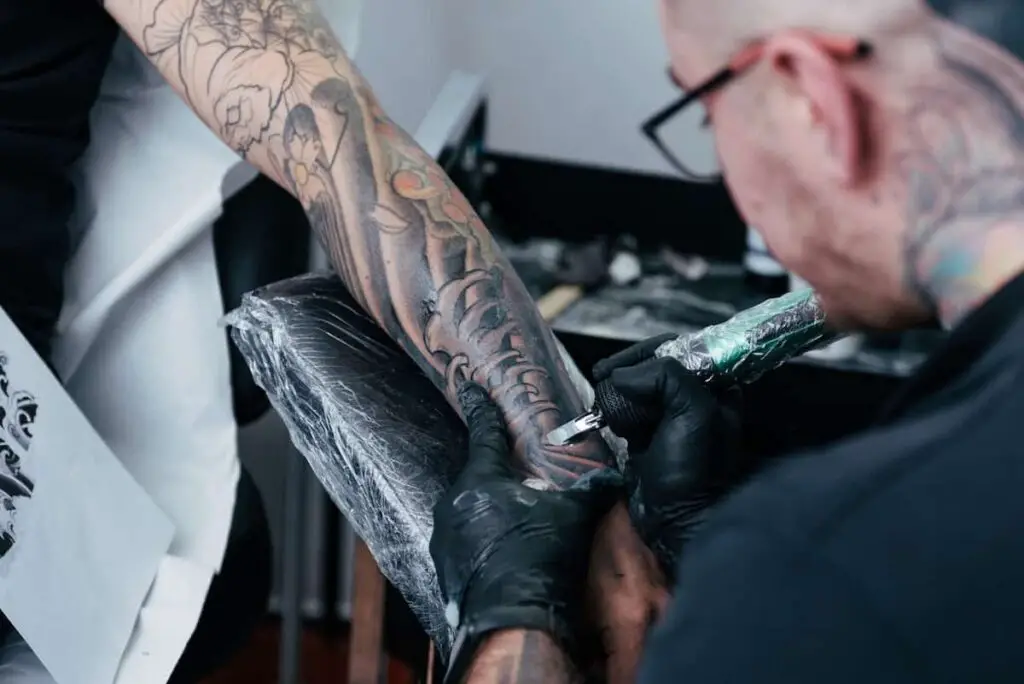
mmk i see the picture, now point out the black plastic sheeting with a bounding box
[227,274,623,656]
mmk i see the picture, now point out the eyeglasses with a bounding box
[640,34,873,183]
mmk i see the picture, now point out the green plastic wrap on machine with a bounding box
[654,288,838,385]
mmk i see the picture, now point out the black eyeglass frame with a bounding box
[640,36,872,183]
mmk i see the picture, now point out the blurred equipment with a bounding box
[743,226,790,297]
[535,239,610,321]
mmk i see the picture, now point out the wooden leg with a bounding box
[536,284,585,322]
[426,642,436,684]
[348,538,387,684]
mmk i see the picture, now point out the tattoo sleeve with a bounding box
[464,631,580,684]
[102,0,614,485]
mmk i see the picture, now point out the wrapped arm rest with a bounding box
[227,274,624,656]
[227,274,461,651]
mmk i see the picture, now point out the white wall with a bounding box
[328,0,458,132]
[324,1,706,177]
[446,0,713,177]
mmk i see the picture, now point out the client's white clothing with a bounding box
[0,35,241,683]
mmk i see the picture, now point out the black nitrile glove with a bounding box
[431,383,621,681]
[595,344,749,578]
[592,332,677,383]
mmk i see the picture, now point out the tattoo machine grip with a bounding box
[593,379,661,448]
[592,289,837,447]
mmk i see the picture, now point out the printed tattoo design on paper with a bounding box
[0,355,38,559]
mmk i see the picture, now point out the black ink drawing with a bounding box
[7,391,37,452]
[0,355,37,559]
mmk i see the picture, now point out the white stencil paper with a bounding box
[0,309,173,684]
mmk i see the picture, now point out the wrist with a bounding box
[446,605,575,684]
[452,630,579,684]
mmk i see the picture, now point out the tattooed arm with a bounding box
[101,6,664,679]
[100,0,613,484]
[462,631,579,684]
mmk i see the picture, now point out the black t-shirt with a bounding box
[0,0,116,360]
[640,272,1024,683]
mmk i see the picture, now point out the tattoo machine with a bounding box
[545,288,840,447]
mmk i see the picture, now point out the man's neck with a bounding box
[913,222,1024,328]
[900,31,1024,328]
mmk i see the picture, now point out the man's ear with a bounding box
[761,32,866,187]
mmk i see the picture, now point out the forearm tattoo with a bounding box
[900,22,1024,324]
[113,0,614,484]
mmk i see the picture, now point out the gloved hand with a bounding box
[593,338,749,578]
[431,382,621,680]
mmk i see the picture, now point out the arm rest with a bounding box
[227,273,614,656]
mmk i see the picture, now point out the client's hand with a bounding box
[594,339,749,578]
[585,503,670,684]
[431,382,620,680]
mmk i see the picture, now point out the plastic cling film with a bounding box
[226,274,626,658]
[226,275,457,652]
[654,288,837,385]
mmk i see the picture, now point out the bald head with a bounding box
[664,0,1024,61]
[662,0,926,60]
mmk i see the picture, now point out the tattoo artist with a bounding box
[431,0,1024,681]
